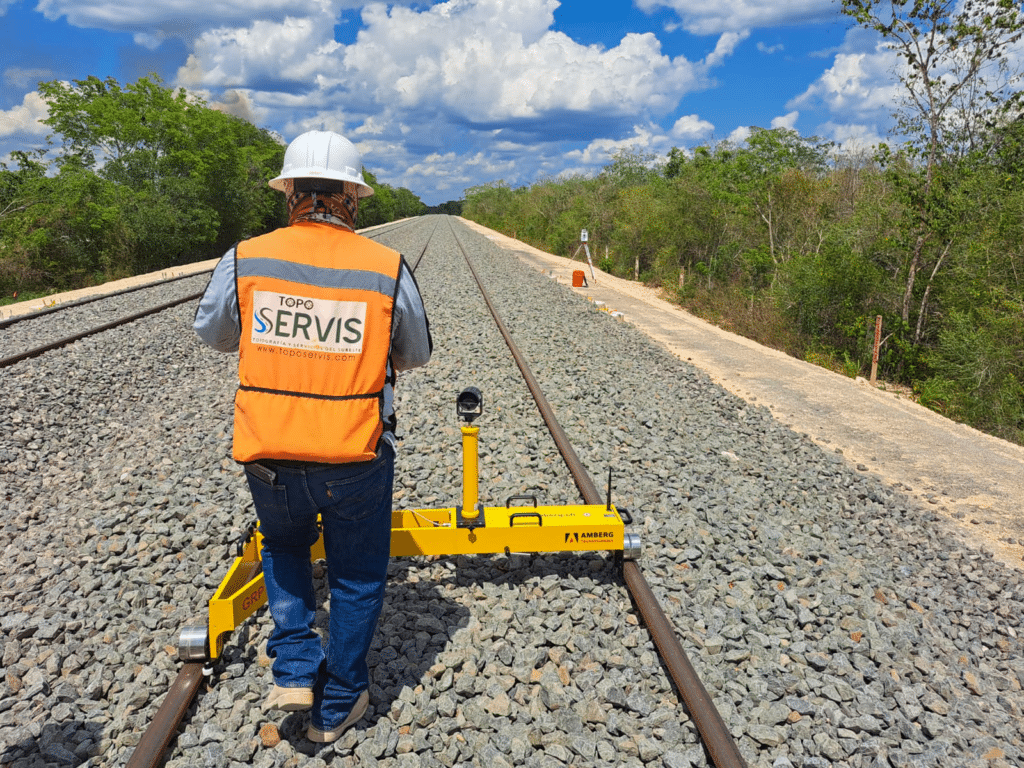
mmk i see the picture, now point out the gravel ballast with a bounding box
[0,215,1021,768]
[0,273,213,360]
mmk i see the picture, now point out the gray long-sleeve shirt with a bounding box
[194,240,432,449]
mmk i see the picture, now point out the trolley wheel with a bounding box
[622,533,642,561]
[178,625,210,662]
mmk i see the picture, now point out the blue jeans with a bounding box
[245,444,394,731]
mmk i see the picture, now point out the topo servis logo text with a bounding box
[251,290,367,355]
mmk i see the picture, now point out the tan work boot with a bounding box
[262,684,314,712]
[306,690,370,743]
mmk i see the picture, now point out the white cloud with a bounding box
[33,0,367,44]
[352,115,389,137]
[781,28,901,152]
[757,41,783,54]
[167,0,731,200]
[788,31,902,126]
[4,68,52,91]
[133,31,165,50]
[403,151,506,195]
[343,0,702,124]
[559,123,692,171]
[703,31,749,69]
[181,15,340,89]
[670,114,714,140]
[808,45,841,60]
[636,0,836,35]
[180,0,709,130]
[770,110,799,130]
[207,89,263,125]
[166,0,748,202]
[0,92,50,138]
[17,0,753,202]
[817,121,885,153]
[727,125,752,143]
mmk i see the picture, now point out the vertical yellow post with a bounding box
[461,425,480,519]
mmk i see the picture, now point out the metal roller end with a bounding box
[622,532,642,561]
[178,626,210,662]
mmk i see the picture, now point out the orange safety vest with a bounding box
[232,222,402,464]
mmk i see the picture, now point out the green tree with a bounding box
[39,74,284,265]
[392,187,427,219]
[921,308,1024,440]
[0,167,133,292]
[780,239,887,349]
[714,128,832,265]
[611,183,671,281]
[0,150,48,225]
[2,74,284,294]
[663,147,687,180]
[840,0,1024,343]
[356,170,397,228]
[462,181,521,231]
[427,200,464,215]
[600,149,660,189]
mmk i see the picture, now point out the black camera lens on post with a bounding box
[456,387,483,423]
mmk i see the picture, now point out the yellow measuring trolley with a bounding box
[178,388,640,662]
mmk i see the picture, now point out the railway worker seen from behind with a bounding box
[193,130,432,743]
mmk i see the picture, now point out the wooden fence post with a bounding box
[870,315,882,386]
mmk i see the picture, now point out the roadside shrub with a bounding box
[740,245,774,292]
[921,309,1024,441]
[778,240,886,358]
[0,169,135,290]
[680,280,809,359]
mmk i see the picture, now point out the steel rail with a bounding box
[410,219,440,273]
[0,269,213,329]
[363,215,436,273]
[447,218,749,768]
[361,216,421,242]
[1,216,413,333]
[0,290,205,370]
[125,663,206,768]
[1,216,423,365]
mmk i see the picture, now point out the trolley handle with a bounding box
[505,494,538,508]
[509,512,543,527]
[232,521,258,559]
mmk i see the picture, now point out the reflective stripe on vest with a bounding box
[233,222,402,464]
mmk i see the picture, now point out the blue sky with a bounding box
[0,0,956,204]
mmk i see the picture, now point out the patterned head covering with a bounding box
[284,180,359,230]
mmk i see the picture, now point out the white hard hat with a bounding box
[269,130,375,198]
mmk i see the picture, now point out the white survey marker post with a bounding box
[577,229,595,282]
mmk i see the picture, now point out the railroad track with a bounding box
[446,221,743,767]
[0,218,423,370]
[3,215,1022,768]
[0,270,212,330]
[124,215,743,767]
